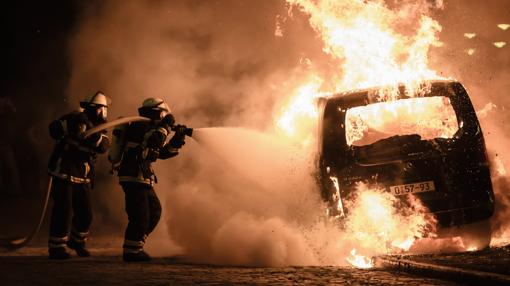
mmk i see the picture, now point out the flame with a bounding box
[275,75,323,144]
[286,0,444,98]
[345,96,459,146]
[343,183,436,254]
[497,24,510,31]
[275,0,447,143]
[274,0,441,263]
[463,33,476,39]
[493,42,507,48]
[346,249,374,269]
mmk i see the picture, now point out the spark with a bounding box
[463,33,476,39]
[466,48,475,56]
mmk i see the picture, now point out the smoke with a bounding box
[66,0,510,266]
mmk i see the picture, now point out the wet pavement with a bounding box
[1,232,509,285]
[0,247,459,286]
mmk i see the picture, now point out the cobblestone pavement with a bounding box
[399,244,510,276]
[0,247,458,286]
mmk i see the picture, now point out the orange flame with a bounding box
[345,96,459,146]
[343,183,436,254]
[275,0,446,143]
[346,249,374,269]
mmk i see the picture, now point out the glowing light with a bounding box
[497,24,510,31]
[463,33,476,39]
[466,48,475,56]
[346,249,374,269]
[466,246,478,252]
[493,42,506,48]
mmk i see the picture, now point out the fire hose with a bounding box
[0,116,157,249]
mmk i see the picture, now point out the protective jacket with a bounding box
[116,120,179,185]
[48,111,109,184]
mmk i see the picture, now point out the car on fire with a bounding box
[317,80,495,248]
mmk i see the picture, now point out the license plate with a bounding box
[389,181,435,196]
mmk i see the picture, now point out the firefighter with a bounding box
[109,98,187,262]
[47,91,110,259]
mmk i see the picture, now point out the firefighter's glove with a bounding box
[49,120,65,140]
[159,114,176,132]
[169,133,186,149]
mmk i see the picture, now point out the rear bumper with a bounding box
[432,202,494,228]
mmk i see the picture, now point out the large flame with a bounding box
[276,0,445,142]
[342,183,437,267]
[273,0,446,268]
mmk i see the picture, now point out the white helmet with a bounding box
[80,91,110,108]
[138,98,171,119]
[141,98,170,112]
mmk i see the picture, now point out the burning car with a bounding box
[317,80,495,248]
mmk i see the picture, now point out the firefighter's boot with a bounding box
[123,250,151,262]
[49,247,71,260]
[67,239,90,257]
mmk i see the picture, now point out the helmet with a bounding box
[138,98,171,119]
[80,91,110,123]
[80,91,110,108]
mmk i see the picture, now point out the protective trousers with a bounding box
[121,182,162,254]
[48,177,92,249]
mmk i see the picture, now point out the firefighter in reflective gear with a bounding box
[47,91,110,259]
[110,98,187,262]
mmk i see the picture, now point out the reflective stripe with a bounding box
[61,120,68,134]
[71,228,90,237]
[119,176,153,186]
[167,147,179,153]
[123,248,143,254]
[95,134,108,147]
[49,236,69,243]
[156,127,168,136]
[123,239,144,247]
[49,235,68,248]
[48,170,91,184]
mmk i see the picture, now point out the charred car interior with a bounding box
[317,80,495,247]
